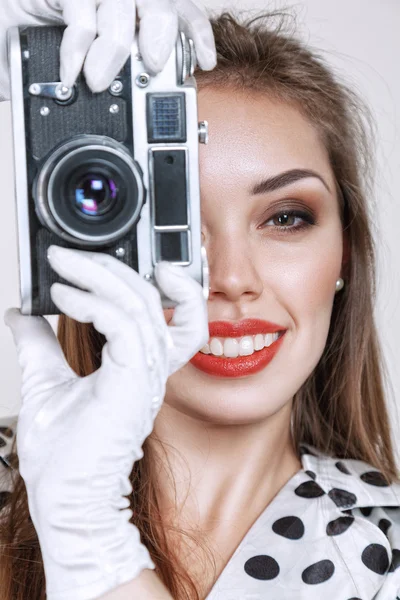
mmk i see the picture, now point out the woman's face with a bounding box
[161,87,345,426]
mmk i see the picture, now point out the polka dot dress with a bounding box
[204,444,400,600]
[0,422,399,599]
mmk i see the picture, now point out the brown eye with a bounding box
[260,209,315,234]
[273,213,296,227]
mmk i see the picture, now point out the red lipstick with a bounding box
[207,319,284,338]
[189,319,287,378]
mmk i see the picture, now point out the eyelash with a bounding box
[261,209,316,234]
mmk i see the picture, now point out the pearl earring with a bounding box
[335,277,345,293]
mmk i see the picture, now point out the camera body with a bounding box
[7,25,209,315]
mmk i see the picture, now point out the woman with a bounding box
[1,5,399,600]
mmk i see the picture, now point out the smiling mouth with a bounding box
[199,331,285,359]
[190,330,286,378]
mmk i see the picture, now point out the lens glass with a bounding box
[46,145,143,242]
[74,173,118,217]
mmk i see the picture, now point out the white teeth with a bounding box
[254,333,264,350]
[199,332,282,357]
[210,338,223,356]
[239,336,254,356]
[223,338,239,358]
[265,333,275,347]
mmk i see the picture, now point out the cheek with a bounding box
[282,252,338,313]
[265,231,342,316]
[262,240,341,388]
[270,237,341,370]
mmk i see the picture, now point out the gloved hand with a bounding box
[3,245,209,600]
[0,0,217,101]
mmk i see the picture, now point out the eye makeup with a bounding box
[260,208,316,235]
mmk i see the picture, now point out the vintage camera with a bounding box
[6,25,209,315]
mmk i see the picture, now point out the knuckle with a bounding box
[75,24,97,40]
[92,252,117,267]
[125,294,148,318]
[148,283,163,305]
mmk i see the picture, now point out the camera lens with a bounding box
[74,173,118,217]
[40,140,145,245]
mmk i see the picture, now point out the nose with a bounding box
[206,230,264,305]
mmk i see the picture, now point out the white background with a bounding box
[0,0,399,458]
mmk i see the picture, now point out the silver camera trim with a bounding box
[148,146,191,266]
[7,27,32,314]
[131,33,208,306]
[35,136,144,244]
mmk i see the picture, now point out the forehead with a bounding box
[197,87,335,190]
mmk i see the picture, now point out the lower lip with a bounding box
[189,332,286,378]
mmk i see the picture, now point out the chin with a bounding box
[162,327,329,426]
[162,364,296,426]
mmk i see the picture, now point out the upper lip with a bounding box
[208,319,286,338]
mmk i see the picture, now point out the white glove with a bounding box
[3,244,209,600]
[0,0,217,100]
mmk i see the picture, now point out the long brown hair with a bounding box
[1,9,399,599]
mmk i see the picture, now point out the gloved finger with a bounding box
[47,246,166,370]
[3,307,76,392]
[136,0,179,74]
[154,262,209,374]
[66,249,169,340]
[58,0,97,88]
[83,0,135,93]
[47,284,164,444]
[50,283,156,379]
[175,0,217,70]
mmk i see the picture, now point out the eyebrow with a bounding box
[251,169,331,195]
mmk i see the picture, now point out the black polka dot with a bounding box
[378,518,392,538]
[328,488,357,508]
[388,548,400,572]
[360,507,373,517]
[295,480,326,499]
[326,515,355,536]
[244,555,280,580]
[360,471,390,487]
[305,470,316,480]
[272,516,305,540]
[0,437,6,448]
[335,461,351,475]
[301,559,335,584]
[361,543,389,575]
[346,598,362,600]
[342,508,353,516]
[0,491,11,510]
